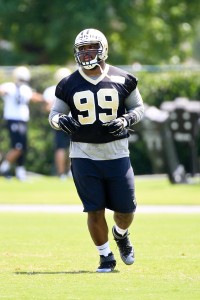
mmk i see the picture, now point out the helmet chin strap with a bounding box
[80,56,111,79]
[96,63,104,74]
[82,60,111,80]
[96,63,111,80]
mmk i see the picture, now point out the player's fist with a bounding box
[103,117,127,136]
[52,114,80,135]
[59,115,81,134]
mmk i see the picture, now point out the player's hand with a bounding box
[103,118,127,136]
[58,114,81,135]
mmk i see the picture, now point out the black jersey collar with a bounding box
[79,64,110,85]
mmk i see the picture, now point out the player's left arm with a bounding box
[122,87,144,127]
[104,88,144,136]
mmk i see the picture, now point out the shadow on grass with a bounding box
[14,270,119,275]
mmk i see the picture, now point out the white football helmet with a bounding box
[74,28,108,69]
[13,66,31,82]
[54,67,71,82]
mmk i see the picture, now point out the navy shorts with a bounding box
[54,130,70,150]
[7,120,27,151]
[71,157,137,213]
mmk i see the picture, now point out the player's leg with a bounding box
[71,158,116,272]
[0,121,23,176]
[87,210,116,272]
[113,212,134,231]
[15,121,28,181]
[105,157,136,265]
[0,148,21,176]
[69,158,110,245]
[15,150,27,181]
[112,212,135,265]
[3,148,22,164]
[87,210,108,245]
[54,130,71,178]
[55,148,67,177]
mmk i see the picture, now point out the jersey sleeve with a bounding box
[125,74,138,94]
[122,88,144,126]
[55,80,65,101]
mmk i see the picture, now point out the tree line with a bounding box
[0,0,200,66]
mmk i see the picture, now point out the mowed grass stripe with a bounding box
[0,176,200,205]
[0,213,199,300]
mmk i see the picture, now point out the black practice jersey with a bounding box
[55,64,137,143]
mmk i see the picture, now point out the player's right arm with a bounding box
[49,98,80,135]
[49,98,70,128]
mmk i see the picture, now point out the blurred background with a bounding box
[0,0,200,182]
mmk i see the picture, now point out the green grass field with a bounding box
[0,175,199,205]
[0,176,199,299]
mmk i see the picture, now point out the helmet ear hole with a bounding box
[74,29,108,69]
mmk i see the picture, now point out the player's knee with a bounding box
[88,210,105,223]
[114,212,134,228]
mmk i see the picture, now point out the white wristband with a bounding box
[51,114,60,129]
[121,117,128,127]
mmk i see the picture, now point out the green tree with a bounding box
[0,0,199,65]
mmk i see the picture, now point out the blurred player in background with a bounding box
[0,66,42,181]
[43,67,72,179]
[49,29,144,272]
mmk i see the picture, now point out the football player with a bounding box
[0,66,42,181]
[49,28,144,272]
[43,68,72,179]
